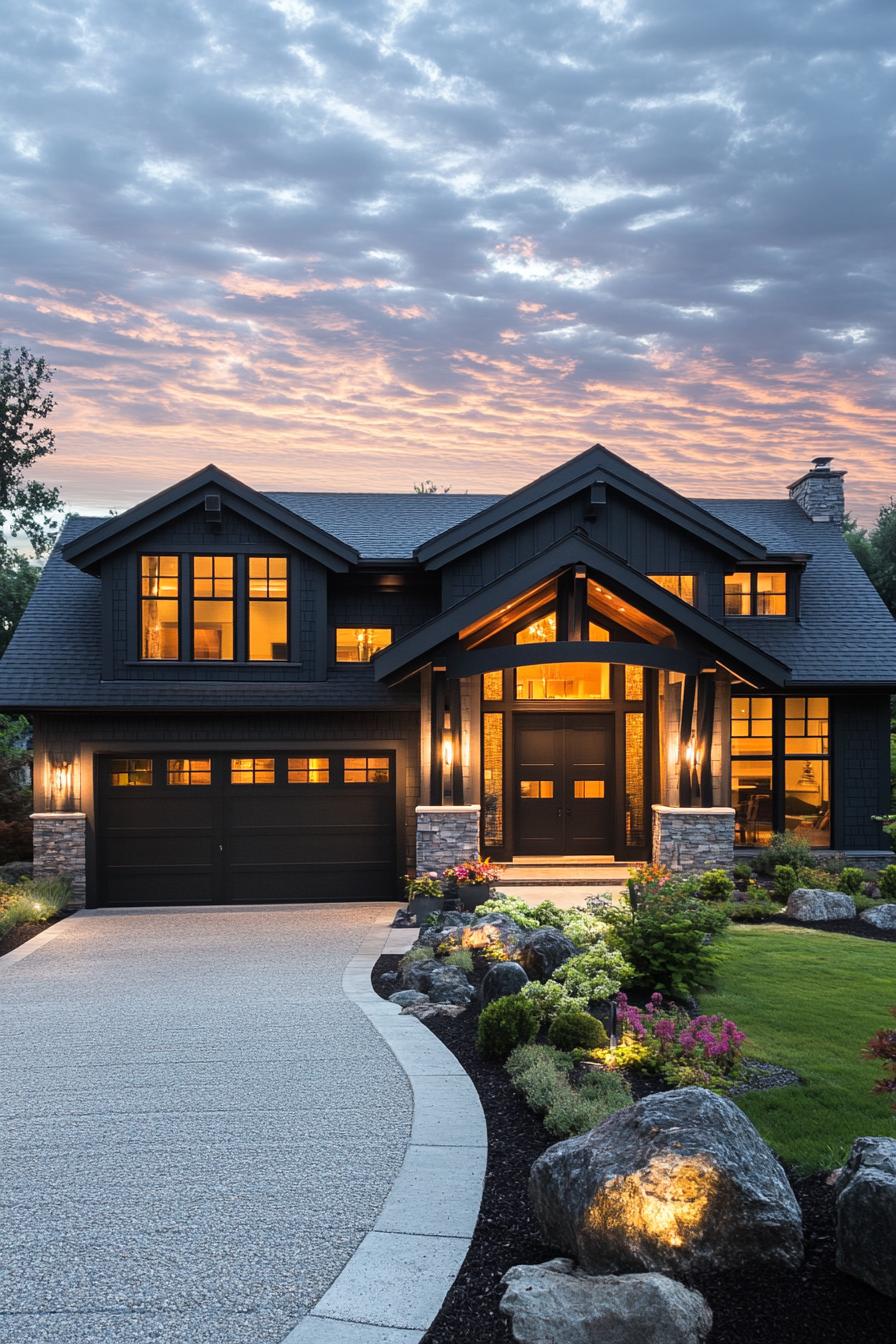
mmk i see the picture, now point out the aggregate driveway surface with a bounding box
[0,904,412,1344]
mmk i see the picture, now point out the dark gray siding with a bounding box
[832,693,892,850]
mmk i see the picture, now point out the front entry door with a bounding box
[514,714,613,856]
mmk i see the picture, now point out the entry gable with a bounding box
[62,464,359,574]
[414,441,768,569]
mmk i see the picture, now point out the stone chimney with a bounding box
[788,456,846,524]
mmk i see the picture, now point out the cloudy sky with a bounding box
[2,0,894,521]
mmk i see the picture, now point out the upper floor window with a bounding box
[647,574,695,605]
[249,557,288,661]
[141,556,179,660]
[193,556,234,659]
[336,627,392,663]
[725,571,787,617]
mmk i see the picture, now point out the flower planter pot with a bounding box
[456,879,494,913]
[408,895,445,926]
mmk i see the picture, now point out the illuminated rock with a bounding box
[500,1258,712,1344]
[785,887,856,921]
[529,1087,803,1275]
[835,1136,896,1297]
[517,927,578,982]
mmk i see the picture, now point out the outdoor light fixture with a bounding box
[49,756,73,808]
[442,732,454,769]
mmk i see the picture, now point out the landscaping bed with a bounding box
[0,876,72,957]
[771,913,896,943]
[372,949,895,1344]
[0,911,67,958]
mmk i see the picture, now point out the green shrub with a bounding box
[0,877,71,940]
[507,1045,572,1115]
[838,866,865,897]
[879,866,896,902]
[399,945,435,969]
[531,900,566,928]
[772,864,798,901]
[476,994,540,1061]
[548,1009,608,1052]
[474,894,539,929]
[726,898,781,923]
[443,948,474,973]
[698,868,734,901]
[854,892,885,914]
[797,865,840,891]
[751,832,813,876]
[561,908,610,948]
[733,861,752,882]
[521,978,587,1021]
[506,1041,573,1082]
[543,1071,632,1138]
[604,893,728,998]
[551,943,633,1004]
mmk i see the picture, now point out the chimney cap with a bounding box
[811,455,833,471]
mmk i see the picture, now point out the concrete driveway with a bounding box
[0,904,412,1344]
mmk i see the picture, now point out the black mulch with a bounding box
[770,914,896,943]
[372,952,893,1344]
[0,912,67,958]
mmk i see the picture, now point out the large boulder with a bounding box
[460,911,525,954]
[517,927,579,982]
[500,1259,712,1344]
[860,904,896,930]
[529,1087,803,1276]
[785,887,856,922]
[835,1136,896,1297]
[427,964,475,1006]
[481,960,529,1006]
[416,911,476,947]
[400,955,438,991]
[388,989,429,1008]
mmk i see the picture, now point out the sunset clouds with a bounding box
[1,0,894,519]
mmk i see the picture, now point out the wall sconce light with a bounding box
[684,739,696,768]
[442,733,454,770]
[49,756,73,809]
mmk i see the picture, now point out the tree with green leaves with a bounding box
[844,502,896,617]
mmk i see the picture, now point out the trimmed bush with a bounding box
[521,978,587,1021]
[751,831,813,876]
[531,899,566,928]
[773,864,799,901]
[548,1009,608,1052]
[727,898,781,923]
[443,948,474,973]
[476,993,540,1061]
[551,943,633,1004]
[604,893,728,998]
[698,868,734,901]
[473,894,539,929]
[879,865,896,902]
[838,866,866,896]
[400,945,435,968]
[543,1070,632,1138]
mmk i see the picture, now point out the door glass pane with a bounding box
[516,663,609,699]
[482,712,504,846]
[625,665,644,700]
[110,758,153,787]
[625,713,644,847]
[520,779,553,798]
[725,572,751,616]
[194,600,234,659]
[249,602,288,661]
[784,760,830,847]
[732,760,774,846]
[482,670,503,700]
[574,780,605,798]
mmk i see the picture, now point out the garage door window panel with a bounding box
[167,758,212,786]
[231,757,276,784]
[110,758,153,787]
[344,756,391,783]
[288,757,330,784]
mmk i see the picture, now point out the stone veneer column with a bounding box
[652,805,735,875]
[31,813,86,908]
[416,805,481,875]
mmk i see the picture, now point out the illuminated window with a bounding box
[574,780,605,799]
[193,556,234,659]
[344,756,391,783]
[141,556,179,659]
[731,696,773,755]
[625,713,644,846]
[625,665,644,700]
[482,712,503,846]
[725,571,787,617]
[249,557,288,661]
[516,663,609,700]
[516,612,556,644]
[785,697,828,755]
[732,760,774,846]
[231,757,275,784]
[288,756,330,784]
[167,758,211,786]
[482,670,503,700]
[336,628,392,662]
[520,779,554,798]
[647,574,695,604]
[588,622,609,642]
[785,697,829,847]
[110,758,152,787]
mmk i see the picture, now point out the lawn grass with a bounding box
[700,923,896,1173]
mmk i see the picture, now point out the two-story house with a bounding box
[1,443,894,907]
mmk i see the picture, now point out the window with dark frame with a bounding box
[344,756,390,783]
[647,574,695,604]
[193,556,235,659]
[731,695,830,848]
[230,756,275,784]
[167,758,212,786]
[110,758,153,787]
[288,756,330,784]
[335,628,393,662]
[249,557,289,661]
[725,571,787,617]
[140,556,179,660]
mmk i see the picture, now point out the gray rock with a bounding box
[400,955,439,991]
[529,1087,803,1276]
[517,927,579,981]
[499,1258,712,1344]
[427,964,475,1005]
[465,911,524,954]
[835,1136,896,1297]
[402,1001,468,1020]
[378,971,399,991]
[785,887,856,921]
[860,903,896,930]
[481,961,529,1006]
[416,910,476,947]
[388,989,430,1007]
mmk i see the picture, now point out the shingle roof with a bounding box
[1,491,894,711]
[265,492,500,558]
[696,499,896,683]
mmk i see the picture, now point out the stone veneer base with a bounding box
[652,804,735,874]
[415,805,481,876]
[30,812,87,907]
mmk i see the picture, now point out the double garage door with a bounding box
[96,750,397,906]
